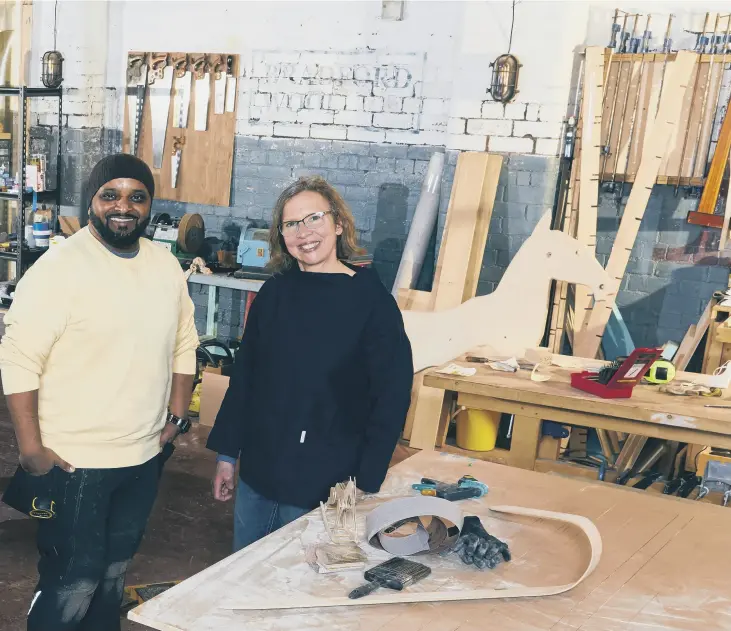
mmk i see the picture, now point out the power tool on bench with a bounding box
[412,474,488,501]
[147,212,205,264]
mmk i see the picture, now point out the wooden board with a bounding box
[574,47,604,334]
[549,106,582,353]
[672,296,714,371]
[429,153,502,310]
[123,52,238,207]
[698,89,731,214]
[721,162,731,250]
[598,51,723,184]
[575,51,697,360]
[128,449,731,631]
[424,359,731,443]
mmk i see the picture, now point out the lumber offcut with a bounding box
[575,51,697,359]
[696,90,731,215]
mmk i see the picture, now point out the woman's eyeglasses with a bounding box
[280,210,333,237]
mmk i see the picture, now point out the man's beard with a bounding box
[88,211,150,249]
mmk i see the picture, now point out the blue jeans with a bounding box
[27,456,159,631]
[233,478,310,552]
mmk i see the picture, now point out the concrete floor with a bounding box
[0,393,416,631]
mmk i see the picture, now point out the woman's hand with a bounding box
[213,460,236,501]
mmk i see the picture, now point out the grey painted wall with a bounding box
[54,128,725,351]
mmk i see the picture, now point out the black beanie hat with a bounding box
[82,153,155,212]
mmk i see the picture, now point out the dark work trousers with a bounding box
[27,455,159,631]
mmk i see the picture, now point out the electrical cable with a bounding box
[507,0,517,54]
[53,0,58,50]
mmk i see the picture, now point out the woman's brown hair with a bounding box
[267,175,364,273]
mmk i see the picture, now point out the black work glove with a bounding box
[453,516,511,569]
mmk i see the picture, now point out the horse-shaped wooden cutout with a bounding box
[401,211,612,372]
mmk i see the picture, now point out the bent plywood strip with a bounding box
[223,504,602,611]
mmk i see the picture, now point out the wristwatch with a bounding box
[166,411,192,434]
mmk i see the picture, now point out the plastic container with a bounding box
[455,408,500,452]
[32,218,51,248]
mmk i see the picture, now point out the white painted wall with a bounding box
[28,0,731,156]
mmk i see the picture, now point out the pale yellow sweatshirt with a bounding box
[0,227,199,468]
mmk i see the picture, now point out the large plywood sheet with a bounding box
[128,449,731,631]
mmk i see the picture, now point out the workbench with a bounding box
[422,357,731,477]
[186,273,264,337]
[129,449,731,630]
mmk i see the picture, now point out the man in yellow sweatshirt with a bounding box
[0,153,199,631]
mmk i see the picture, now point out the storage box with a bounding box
[199,370,230,427]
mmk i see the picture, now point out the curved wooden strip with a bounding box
[223,504,602,611]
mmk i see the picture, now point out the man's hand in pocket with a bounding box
[19,447,75,476]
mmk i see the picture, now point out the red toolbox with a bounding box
[570,348,664,399]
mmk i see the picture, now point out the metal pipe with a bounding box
[674,11,711,195]
[392,152,445,297]
[607,14,641,191]
[618,14,652,200]
[703,15,731,176]
[688,13,722,182]
[600,11,631,178]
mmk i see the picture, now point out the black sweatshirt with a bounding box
[205,263,414,509]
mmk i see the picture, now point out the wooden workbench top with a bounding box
[129,450,731,631]
[424,357,731,437]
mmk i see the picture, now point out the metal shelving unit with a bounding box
[0,86,63,280]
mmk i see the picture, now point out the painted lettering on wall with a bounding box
[242,51,426,131]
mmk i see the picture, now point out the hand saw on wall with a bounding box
[172,54,192,130]
[213,54,227,115]
[126,54,148,156]
[192,54,211,132]
[148,53,174,170]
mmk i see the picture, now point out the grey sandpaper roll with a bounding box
[366,496,465,556]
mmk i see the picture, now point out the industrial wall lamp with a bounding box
[41,0,63,88]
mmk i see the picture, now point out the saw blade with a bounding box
[171,137,184,189]
[171,150,182,188]
[126,57,147,155]
[172,71,192,129]
[149,63,174,170]
[214,72,226,115]
[225,76,237,112]
[224,55,236,113]
[194,71,210,131]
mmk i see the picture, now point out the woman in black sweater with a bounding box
[206,176,414,551]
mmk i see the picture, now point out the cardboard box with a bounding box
[199,370,230,427]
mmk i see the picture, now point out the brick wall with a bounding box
[53,126,725,349]
[27,0,731,349]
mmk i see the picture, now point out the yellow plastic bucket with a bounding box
[456,408,499,451]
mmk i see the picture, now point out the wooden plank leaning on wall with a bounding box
[573,47,605,335]
[574,51,698,359]
[400,152,503,451]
